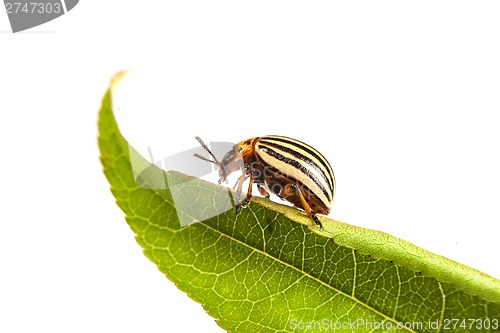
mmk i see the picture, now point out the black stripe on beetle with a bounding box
[257,139,334,195]
[256,146,332,203]
[259,136,335,189]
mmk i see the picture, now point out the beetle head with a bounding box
[218,144,244,182]
[218,138,258,181]
[194,137,257,184]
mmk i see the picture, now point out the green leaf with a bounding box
[99,74,500,333]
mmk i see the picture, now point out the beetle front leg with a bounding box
[235,170,255,214]
[233,173,246,212]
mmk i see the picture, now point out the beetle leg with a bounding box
[292,184,323,229]
[232,174,249,190]
[257,183,270,199]
[233,173,246,210]
[235,170,255,214]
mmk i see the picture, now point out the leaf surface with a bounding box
[99,74,500,332]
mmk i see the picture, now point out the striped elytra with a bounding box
[194,135,335,228]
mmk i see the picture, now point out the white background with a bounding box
[1,1,499,332]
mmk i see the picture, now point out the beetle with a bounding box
[194,136,335,228]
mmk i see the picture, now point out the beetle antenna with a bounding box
[194,136,221,165]
[193,153,215,163]
[194,136,228,183]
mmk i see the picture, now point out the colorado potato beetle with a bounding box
[194,136,335,228]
